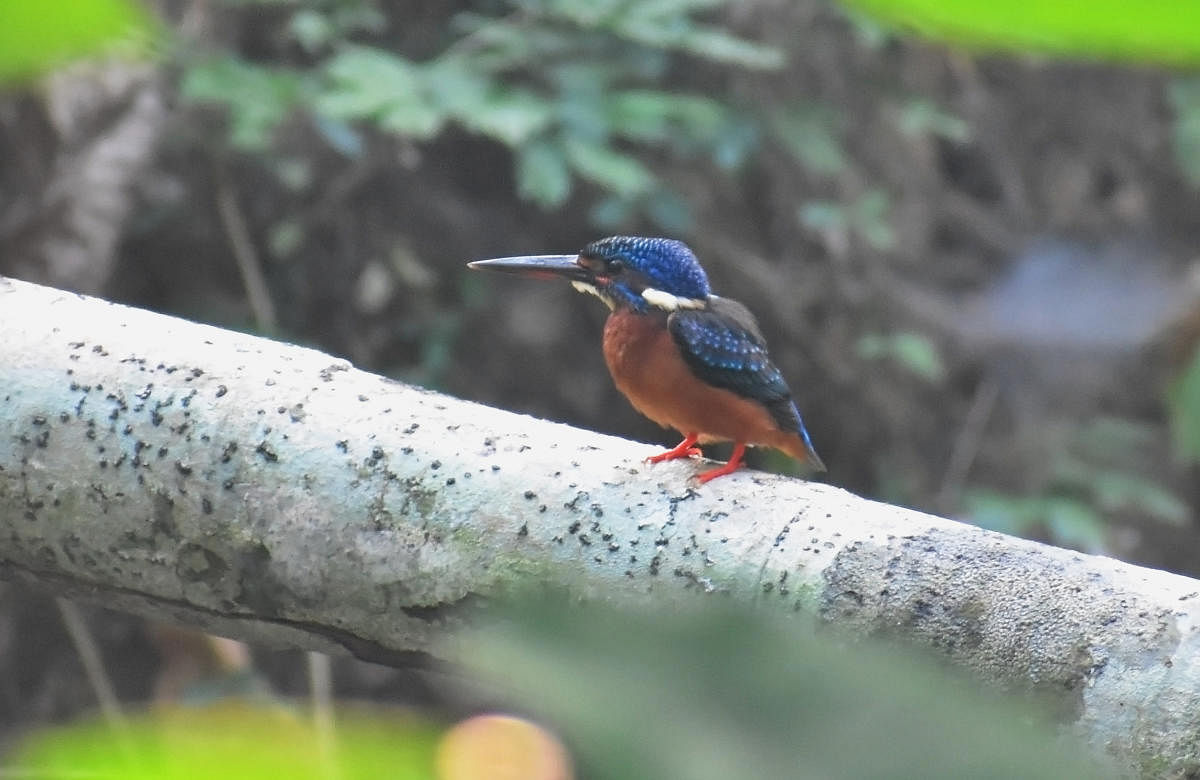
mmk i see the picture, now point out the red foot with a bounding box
[647,433,702,464]
[695,443,747,484]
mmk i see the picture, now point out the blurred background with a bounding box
[1,0,1198,774]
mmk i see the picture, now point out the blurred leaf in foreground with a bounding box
[0,0,155,83]
[840,0,1200,65]
[458,597,1115,780]
[10,701,439,780]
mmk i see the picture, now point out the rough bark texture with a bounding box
[1,276,1198,776]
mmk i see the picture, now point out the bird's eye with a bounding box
[607,259,624,273]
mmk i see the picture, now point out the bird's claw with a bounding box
[645,446,702,464]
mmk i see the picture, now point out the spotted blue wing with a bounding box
[667,303,803,436]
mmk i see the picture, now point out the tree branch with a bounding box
[1,276,1198,775]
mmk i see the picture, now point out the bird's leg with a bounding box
[647,433,702,463]
[695,442,746,484]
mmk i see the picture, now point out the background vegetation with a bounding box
[2,0,1199,775]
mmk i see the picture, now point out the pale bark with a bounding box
[1,276,1198,776]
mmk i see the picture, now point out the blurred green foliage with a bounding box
[183,58,306,151]
[966,418,1188,552]
[771,103,848,174]
[856,330,946,383]
[800,189,896,251]
[968,490,1108,553]
[1168,343,1200,463]
[10,596,1122,778]
[0,0,155,83]
[462,596,1116,779]
[840,0,1200,65]
[1169,77,1200,189]
[11,701,440,779]
[897,97,970,143]
[835,0,1200,544]
[179,0,851,230]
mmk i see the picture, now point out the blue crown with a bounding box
[583,236,711,301]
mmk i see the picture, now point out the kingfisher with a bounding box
[468,236,825,484]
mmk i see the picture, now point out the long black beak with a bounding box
[467,254,590,283]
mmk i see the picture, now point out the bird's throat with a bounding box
[571,280,615,310]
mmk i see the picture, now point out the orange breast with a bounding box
[601,310,810,459]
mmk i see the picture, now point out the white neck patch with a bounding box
[641,287,706,312]
[572,280,615,310]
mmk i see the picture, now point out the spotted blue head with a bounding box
[468,236,712,314]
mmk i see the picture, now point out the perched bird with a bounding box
[469,236,825,483]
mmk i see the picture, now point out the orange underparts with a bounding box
[647,434,747,484]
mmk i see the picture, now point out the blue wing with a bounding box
[667,298,804,436]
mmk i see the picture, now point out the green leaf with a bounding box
[1044,497,1107,553]
[552,64,616,136]
[181,58,305,150]
[841,0,1200,65]
[798,200,847,233]
[270,157,313,192]
[1168,342,1200,463]
[541,0,781,77]
[269,220,305,259]
[328,4,387,37]
[609,13,784,70]
[459,88,554,146]
[856,330,944,383]
[606,90,726,143]
[842,6,894,49]
[537,0,783,67]
[605,94,673,143]
[897,98,970,142]
[855,189,896,250]
[516,139,572,208]
[770,106,846,175]
[289,9,333,53]
[378,102,445,138]
[420,56,490,116]
[319,47,421,109]
[963,490,1040,536]
[13,701,440,779]
[1089,471,1189,526]
[710,116,761,170]
[656,26,785,70]
[856,332,887,359]
[1074,416,1158,460]
[449,14,568,73]
[562,137,656,197]
[316,47,444,139]
[0,0,155,83]
[1169,78,1200,188]
[889,331,946,382]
